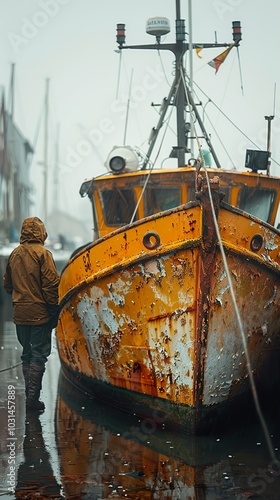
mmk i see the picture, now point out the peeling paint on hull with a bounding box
[56,201,280,434]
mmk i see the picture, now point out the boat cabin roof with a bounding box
[80,166,280,239]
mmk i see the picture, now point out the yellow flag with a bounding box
[195,46,203,58]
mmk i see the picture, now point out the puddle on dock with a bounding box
[1,300,280,499]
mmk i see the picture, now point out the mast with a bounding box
[188,0,195,157]
[264,83,276,176]
[53,123,60,213]
[116,0,240,169]
[174,0,186,166]
[43,78,49,222]
[265,115,274,176]
[7,64,15,233]
[9,63,15,122]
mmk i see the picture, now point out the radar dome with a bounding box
[146,17,170,38]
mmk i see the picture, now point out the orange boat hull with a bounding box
[56,199,280,433]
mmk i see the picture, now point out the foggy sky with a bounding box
[1,0,279,232]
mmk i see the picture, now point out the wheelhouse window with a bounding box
[238,188,276,222]
[145,187,181,216]
[101,188,136,225]
[187,185,230,204]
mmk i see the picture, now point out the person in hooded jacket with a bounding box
[3,217,60,411]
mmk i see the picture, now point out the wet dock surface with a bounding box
[1,299,280,499]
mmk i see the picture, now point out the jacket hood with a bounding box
[20,217,48,244]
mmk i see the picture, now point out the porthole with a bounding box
[143,231,161,250]
[250,234,263,252]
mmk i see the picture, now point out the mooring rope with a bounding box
[180,65,277,462]
[0,361,22,373]
[202,165,276,462]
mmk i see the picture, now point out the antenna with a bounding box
[188,0,195,157]
[123,69,134,145]
[116,7,240,169]
[263,84,276,176]
[273,82,277,116]
[43,78,49,222]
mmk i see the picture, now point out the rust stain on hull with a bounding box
[56,185,280,433]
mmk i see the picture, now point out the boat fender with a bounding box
[143,231,161,250]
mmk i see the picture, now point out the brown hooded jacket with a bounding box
[3,217,60,325]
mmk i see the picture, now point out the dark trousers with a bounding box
[16,323,52,365]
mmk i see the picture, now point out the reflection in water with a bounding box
[56,371,280,499]
[56,372,202,499]
[0,297,63,500]
[15,412,62,499]
[1,297,280,499]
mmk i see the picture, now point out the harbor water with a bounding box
[1,297,280,499]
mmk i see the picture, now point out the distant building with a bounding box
[0,90,33,243]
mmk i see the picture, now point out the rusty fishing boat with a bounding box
[56,2,280,434]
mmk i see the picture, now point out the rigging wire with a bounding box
[150,99,177,139]
[219,51,238,113]
[116,50,145,147]
[28,99,45,168]
[129,105,174,225]
[236,46,244,96]
[116,49,123,100]
[151,100,175,167]
[203,107,236,169]
[157,49,172,87]
[191,78,280,168]
[123,68,134,145]
[129,163,154,225]
[129,82,178,224]
[181,65,277,462]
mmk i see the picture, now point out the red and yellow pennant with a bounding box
[208,42,236,73]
